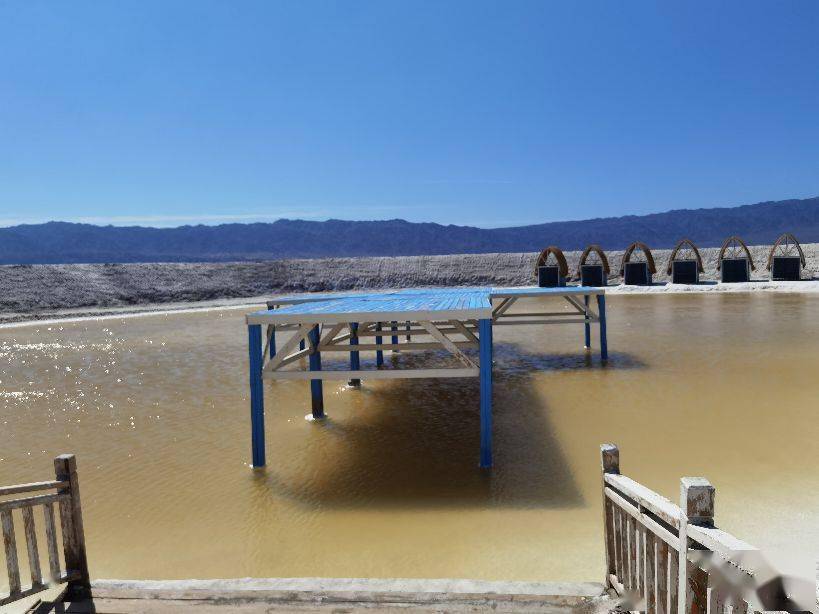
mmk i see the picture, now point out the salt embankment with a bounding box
[1,243,817,322]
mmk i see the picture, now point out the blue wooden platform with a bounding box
[246,286,608,470]
[264,285,603,310]
[252,288,492,325]
[265,286,492,308]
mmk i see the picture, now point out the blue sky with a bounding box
[1,1,818,228]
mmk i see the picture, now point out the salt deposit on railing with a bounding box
[0,454,90,607]
[601,444,816,613]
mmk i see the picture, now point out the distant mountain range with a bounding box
[1,196,817,264]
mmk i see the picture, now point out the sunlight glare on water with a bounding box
[0,295,817,584]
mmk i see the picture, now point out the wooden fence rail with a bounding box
[0,454,90,606]
[600,443,810,614]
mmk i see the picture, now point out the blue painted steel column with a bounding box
[348,323,361,387]
[308,325,325,418]
[405,321,411,342]
[391,321,399,352]
[268,325,277,359]
[479,318,493,468]
[597,294,608,361]
[248,324,266,467]
[583,295,591,350]
[375,322,384,367]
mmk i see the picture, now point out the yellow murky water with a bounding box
[1,294,817,586]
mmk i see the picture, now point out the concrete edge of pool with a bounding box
[34,577,612,613]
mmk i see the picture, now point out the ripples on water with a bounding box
[0,296,817,584]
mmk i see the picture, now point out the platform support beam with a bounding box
[308,325,325,419]
[479,318,493,468]
[268,325,277,359]
[583,295,591,350]
[597,294,608,361]
[375,322,384,366]
[406,321,411,341]
[348,323,361,387]
[391,321,399,352]
[248,324,266,468]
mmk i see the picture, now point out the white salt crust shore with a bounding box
[1,242,818,324]
[605,279,819,294]
[2,279,819,329]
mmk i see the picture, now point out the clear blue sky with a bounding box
[1,1,818,228]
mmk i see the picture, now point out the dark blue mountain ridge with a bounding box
[1,196,817,264]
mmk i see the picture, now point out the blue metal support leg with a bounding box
[406,321,411,342]
[479,318,493,468]
[597,294,608,361]
[375,322,384,367]
[308,325,325,419]
[349,322,361,387]
[248,324,266,467]
[391,321,399,352]
[583,295,591,350]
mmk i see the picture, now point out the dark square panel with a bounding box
[580,265,605,287]
[721,258,749,283]
[624,262,651,286]
[537,266,564,287]
[672,260,699,284]
[771,256,801,281]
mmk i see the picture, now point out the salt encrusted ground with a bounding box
[606,279,819,294]
[1,243,817,324]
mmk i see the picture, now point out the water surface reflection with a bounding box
[0,295,817,583]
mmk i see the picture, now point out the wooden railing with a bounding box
[0,454,90,606]
[601,443,814,614]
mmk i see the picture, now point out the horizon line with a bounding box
[0,195,814,231]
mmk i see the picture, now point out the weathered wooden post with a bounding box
[54,454,91,600]
[678,477,713,614]
[600,444,619,587]
[646,523,657,614]
[348,322,361,387]
[1,506,20,596]
[308,325,325,419]
[22,504,43,589]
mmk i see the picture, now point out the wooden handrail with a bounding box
[0,480,65,497]
[0,492,68,512]
[0,454,90,607]
[686,524,757,556]
[604,473,682,529]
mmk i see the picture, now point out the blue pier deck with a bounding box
[246,286,607,469]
